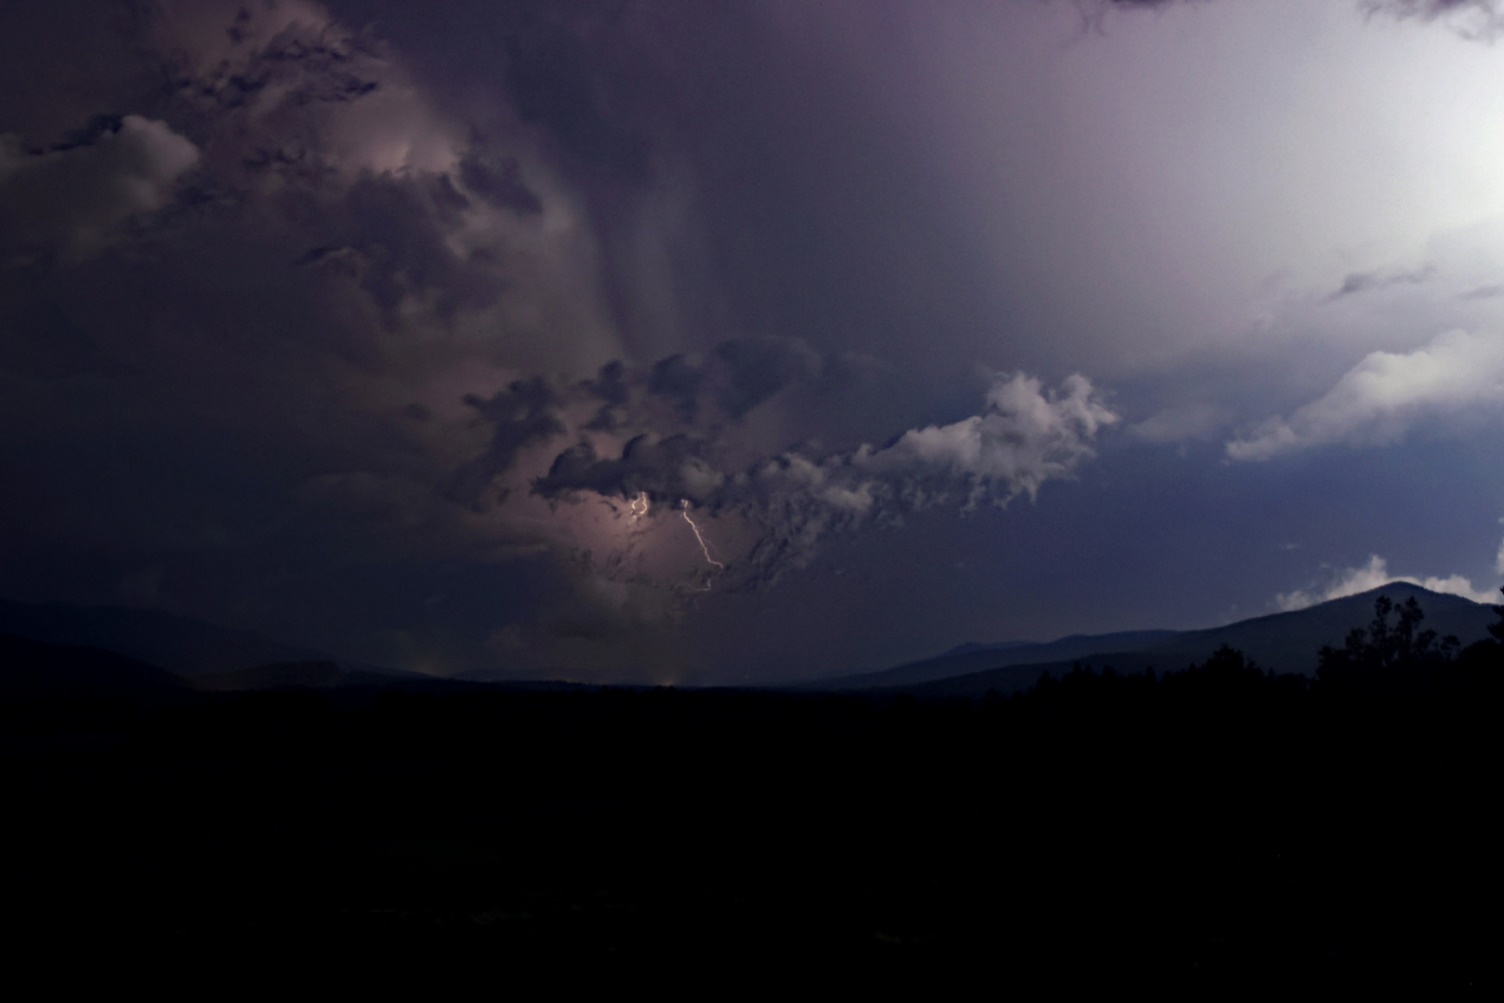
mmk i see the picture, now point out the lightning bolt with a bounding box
[629,491,649,521]
[680,499,726,572]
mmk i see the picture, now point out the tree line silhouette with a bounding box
[1017,588,1504,705]
[1,588,1499,991]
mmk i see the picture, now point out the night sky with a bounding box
[3,0,1502,684]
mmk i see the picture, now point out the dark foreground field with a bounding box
[3,662,1498,992]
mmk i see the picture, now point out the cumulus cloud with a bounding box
[1226,329,1504,460]
[852,374,1115,508]
[1276,553,1498,610]
[0,115,199,262]
[716,372,1117,585]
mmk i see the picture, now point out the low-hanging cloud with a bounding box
[1226,329,1504,461]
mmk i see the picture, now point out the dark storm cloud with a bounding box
[159,2,382,108]
[535,434,715,505]
[646,355,703,423]
[180,15,381,111]
[446,378,565,509]
[458,153,544,217]
[11,0,1496,683]
[646,339,825,423]
[295,171,509,327]
[0,1,624,655]
[0,113,199,263]
[450,336,859,511]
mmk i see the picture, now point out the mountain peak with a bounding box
[1327,580,1488,608]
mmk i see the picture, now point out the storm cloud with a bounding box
[452,340,1115,590]
[4,0,1504,681]
[0,114,199,263]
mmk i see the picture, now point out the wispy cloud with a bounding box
[1323,264,1434,303]
[1093,0,1504,39]
[1360,0,1504,39]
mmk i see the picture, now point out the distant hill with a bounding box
[1097,582,1492,677]
[0,632,185,698]
[818,630,1179,690]
[191,660,434,692]
[0,597,436,684]
[0,597,338,677]
[831,582,1498,697]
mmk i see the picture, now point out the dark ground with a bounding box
[2,657,1498,992]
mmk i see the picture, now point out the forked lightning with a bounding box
[680,499,726,571]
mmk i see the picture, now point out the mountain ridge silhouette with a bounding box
[818,582,1496,695]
